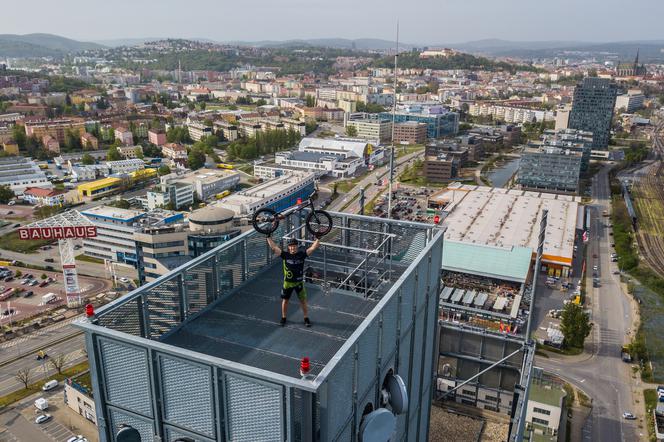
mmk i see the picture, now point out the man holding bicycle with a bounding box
[267,236,320,327]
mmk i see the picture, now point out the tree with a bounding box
[134,147,144,159]
[48,354,68,375]
[157,165,171,176]
[188,148,206,170]
[15,367,32,389]
[0,185,14,204]
[107,145,122,161]
[15,270,22,278]
[108,199,131,209]
[305,95,316,107]
[41,273,48,280]
[560,303,592,349]
[345,125,358,137]
[255,98,267,106]
[81,153,95,165]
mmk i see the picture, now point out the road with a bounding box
[0,319,85,397]
[327,148,424,214]
[534,165,640,442]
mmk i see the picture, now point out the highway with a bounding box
[0,319,85,397]
[534,164,640,442]
[327,148,424,214]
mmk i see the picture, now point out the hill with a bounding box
[0,33,104,57]
[227,38,416,51]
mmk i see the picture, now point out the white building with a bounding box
[615,90,645,113]
[163,168,240,201]
[0,157,52,195]
[80,206,146,265]
[255,150,363,179]
[525,377,566,439]
[106,159,145,175]
[146,174,195,210]
[345,113,392,142]
[187,121,212,141]
[114,127,134,146]
[299,137,384,165]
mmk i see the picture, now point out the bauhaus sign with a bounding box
[18,226,97,240]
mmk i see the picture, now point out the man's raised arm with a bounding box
[267,236,282,257]
[306,238,321,256]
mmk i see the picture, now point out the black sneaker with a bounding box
[280,317,287,326]
[304,317,311,327]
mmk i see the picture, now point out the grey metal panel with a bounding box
[333,421,352,442]
[107,406,154,442]
[419,385,432,441]
[400,275,416,333]
[408,311,425,418]
[216,241,244,293]
[224,373,284,442]
[325,351,354,439]
[158,355,216,438]
[99,338,153,417]
[416,258,430,310]
[459,333,482,357]
[144,276,181,340]
[97,298,142,337]
[397,332,412,391]
[407,412,418,441]
[356,318,379,400]
[164,424,216,442]
[380,297,398,365]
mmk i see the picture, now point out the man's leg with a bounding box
[281,298,289,318]
[281,285,294,326]
[296,284,311,327]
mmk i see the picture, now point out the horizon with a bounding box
[1,0,663,44]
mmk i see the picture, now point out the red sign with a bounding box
[18,226,97,240]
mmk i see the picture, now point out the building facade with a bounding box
[345,113,392,142]
[394,121,427,144]
[517,147,583,194]
[568,78,617,149]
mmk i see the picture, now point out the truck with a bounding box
[621,345,632,363]
[35,398,49,410]
[42,293,58,304]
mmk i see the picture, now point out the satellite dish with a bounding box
[359,408,396,442]
[384,373,409,415]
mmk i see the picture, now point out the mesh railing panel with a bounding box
[380,296,399,366]
[144,276,181,340]
[416,256,431,311]
[348,218,387,252]
[99,339,152,417]
[409,310,426,417]
[159,355,216,438]
[401,273,416,333]
[108,407,154,442]
[97,298,141,336]
[216,241,244,295]
[185,255,217,317]
[326,351,354,439]
[224,374,283,442]
[389,224,429,264]
[245,234,271,280]
[291,388,304,442]
[356,318,379,400]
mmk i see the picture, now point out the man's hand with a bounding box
[306,237,321,256]
[267,236,282,257]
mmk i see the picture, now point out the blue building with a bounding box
[380,109,459,139]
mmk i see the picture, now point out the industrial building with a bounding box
[255,150,364,179]
[77,177,122,199]
[0,157,52,195]
[76,212,443,442]
[165,168,241,201]
[517,147,583,194]
[298,137,384,166]
[536,128,593,171]
[429,184,582,277]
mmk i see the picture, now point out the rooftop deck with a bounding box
[164,264,379,377]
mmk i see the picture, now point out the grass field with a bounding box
[75,254,104,264]
[0,231,53,253]
[644,389,657,442]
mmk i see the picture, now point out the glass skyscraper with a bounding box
[568,77,617,149]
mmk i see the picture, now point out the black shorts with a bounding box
[282,282,307,301]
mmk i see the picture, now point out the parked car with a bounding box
[12,223,20,228]
[23,290,34,298]
[42,380,58,391]
[622,412,636,420]
[35,414,52,424]
[4,276,13,282]
[119,277,130,283]
[30,280,38,286]
[45,258,54,263]
[39,281,48,287]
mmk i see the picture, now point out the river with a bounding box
[487,158,520,188]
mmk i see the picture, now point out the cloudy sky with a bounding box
[3,0,663,44]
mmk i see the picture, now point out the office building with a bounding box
[538,128,594,171]
[298,137,384,165]
[554,105,571,131]
[76,212,443,442]
[517,147,583,194]
[379,107,459,138]
[164,168,240,201]
[393,121,427,144]
[255,150,363,179]
[345,113,392,142]
[568,78,617,149]
[615,90,645,113]
[0,157,52,195]
[221,171,315,215]
[146,173,195,210]
[81,206,183,266]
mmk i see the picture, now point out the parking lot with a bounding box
[370,185,437,222]
[0,266,109,325]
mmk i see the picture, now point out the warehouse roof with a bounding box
[442,240,532,282]
[432,184,581,267]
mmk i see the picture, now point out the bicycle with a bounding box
[252,196,333,237]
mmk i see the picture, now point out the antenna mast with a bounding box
[387,21,399,219]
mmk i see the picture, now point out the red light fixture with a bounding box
[300,357,310,376]
[296,198,302,205]
[85,304,95,318]
[433,215,440,224]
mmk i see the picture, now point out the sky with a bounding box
[2,0,664,44]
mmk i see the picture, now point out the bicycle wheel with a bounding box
[253,208,280,235]
[305,210,333,237]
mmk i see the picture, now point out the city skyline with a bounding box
[1,0,663,44]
